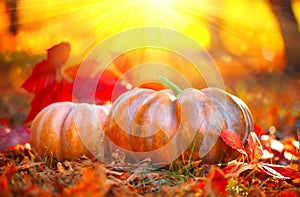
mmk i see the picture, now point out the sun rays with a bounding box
[1,0,299,74]
[15,0,216,56]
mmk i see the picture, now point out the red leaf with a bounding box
[63,59,99,80]
[22,43,129,123]
[278,189,300,197]
[96,69,129,103]
[204,166,228,196]
[222,162,256,178]
[21,42,71,123]
[253,123,267,137]
[21,58,57,94]
[71,67,129,104]
[3,163,17,179]
[258,163,299,179]
[223,132,300,180]
[21,42,70,93]
[47,42,71,65]
[220,129,247,155]
[0,175,10,196]
[54,79,74,102]
[0,118,10,127]
[247,132,264,161]
[23,84,54,123]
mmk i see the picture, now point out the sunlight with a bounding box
[16,0,211,56]
[1,0,299,74]
[292,0,300,32]
[220,0,284,58]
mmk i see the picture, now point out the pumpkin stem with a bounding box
[157,75,183,96]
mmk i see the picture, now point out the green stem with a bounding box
[157,75,183,96]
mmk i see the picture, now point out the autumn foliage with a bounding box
[21,42,128,123]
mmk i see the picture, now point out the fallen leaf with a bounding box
[278,188,300,197]
[0,175,10,197]
[204,166,228,197]
[258,163,299,179]
[57,162,68,176]
[0,118,10,127]
[247,132,264,161]
[253,123,267,138]
[63,164,109,196]
[223,131,299,180]
[3,163,17,179]
[166,179,205,197]
[222,162,256,178]
[247,185,265,197]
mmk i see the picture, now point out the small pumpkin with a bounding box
[30,102,111,161]
[105,77,253,165]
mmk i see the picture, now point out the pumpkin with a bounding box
[30,102,111,161]
[105,77,253,165]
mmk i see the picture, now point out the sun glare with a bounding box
[15,0,213,56]
[142,0,173,9]
[0,0,297,73]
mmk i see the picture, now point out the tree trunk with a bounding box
[5,0,18,34]
[269,0,300,74]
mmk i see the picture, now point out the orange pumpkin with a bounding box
[105,80,253,165]
[30,102,111,161]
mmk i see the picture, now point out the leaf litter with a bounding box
[0,143,299,197]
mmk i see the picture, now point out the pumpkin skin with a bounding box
[105,87,253,165]
[30,102,111,161]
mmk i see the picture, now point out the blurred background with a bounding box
[0,0,299,138]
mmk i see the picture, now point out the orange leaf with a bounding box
[0,175,10,196]
[63,165,109,196]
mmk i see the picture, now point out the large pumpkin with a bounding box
[30,102,111,161]
[105,85,253,165]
